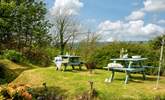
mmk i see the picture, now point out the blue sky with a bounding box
[45,0,165,41]
[80,0,142,21]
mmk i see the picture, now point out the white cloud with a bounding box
[98,20,123,31]
[126,20,144,35]
[158,19,165,24]
[50,0,83,15]
[143,0,165,12]
[142,24,164,35]
[125,11,145,21]
[97,20,164,41]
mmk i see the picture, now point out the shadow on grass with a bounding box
[114,75,158,84]
[131,75,157,81]
[0,64,18,84]
[112,78,145,84]
[63,68,102,75]
[0,62,32,84]
[63,68,87,72]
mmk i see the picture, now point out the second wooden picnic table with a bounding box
[107,58,148,84]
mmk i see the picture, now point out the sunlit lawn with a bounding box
[11,65,165,99]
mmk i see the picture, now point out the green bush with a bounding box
[24,47,59,67]
[3,50,23,63]
[1,48,59,67]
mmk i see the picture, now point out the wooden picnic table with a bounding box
[61,55,82,71]
[106,58,148,84]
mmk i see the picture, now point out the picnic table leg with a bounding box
[139,62,146,80]
[109,70,115,82]
[72,65,75,70]
[142,70,146,80]
[125,71,130,84]
[56,67,58,70]
[79,64,82,70]
[63,63,67,71]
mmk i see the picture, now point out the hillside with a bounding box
[0,59,35,84]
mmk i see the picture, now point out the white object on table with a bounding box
[132,55,141,59]
[107,63,123,68]
[123,54,128,58]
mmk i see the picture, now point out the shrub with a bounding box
[85,62,96,74]
[3,50,23,63]
[24,47,59,67]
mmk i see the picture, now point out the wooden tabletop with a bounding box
[110,58,147,61]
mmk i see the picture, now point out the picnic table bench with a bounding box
[105,58,151,84]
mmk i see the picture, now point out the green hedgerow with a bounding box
[3,50,23,63]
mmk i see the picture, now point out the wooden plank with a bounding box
[110,58,147,61]
[109,67,145,72]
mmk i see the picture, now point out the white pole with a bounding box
[155,38,164,89]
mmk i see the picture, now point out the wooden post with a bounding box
[155,38,164,89]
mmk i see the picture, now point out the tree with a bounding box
[77,30,100,62]
[0,0,55,67]
[150,34,165,49]
[15,1,51,51]
[0,1,16,49]
[51,10,81,55]
[0,0,51,52]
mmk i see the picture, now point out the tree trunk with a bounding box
[60,44,65,55]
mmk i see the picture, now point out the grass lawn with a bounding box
[9,65,165,100]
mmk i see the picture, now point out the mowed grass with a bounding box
[11,66,165,100]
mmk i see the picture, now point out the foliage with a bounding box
[76,31,99,64]
[24,49,50,67]
[0,1,16,49]
[149,35,165,75]
[0,0,52,64]
[0,0,54,67]
[12,1,52,51]
[24,47,59,67]
[2,50,23,63]
[42,47,60,60]
[149,34,165,49]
